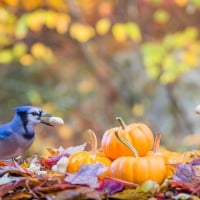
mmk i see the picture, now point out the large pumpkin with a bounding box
[110,155,166,184]
[101,117,154,160]
[109,129,166,184]
[67,129,111,177]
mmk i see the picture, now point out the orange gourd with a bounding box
[67,129,111,177]
[110,129,167,184]
[101,117,154,160]
[148,134,183,176]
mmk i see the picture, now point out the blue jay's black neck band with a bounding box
[18,112,34,140]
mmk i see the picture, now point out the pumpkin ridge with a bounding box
[138,124,154,152]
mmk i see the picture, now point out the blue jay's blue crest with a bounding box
[14,105,38,113]
[0,105,54,160]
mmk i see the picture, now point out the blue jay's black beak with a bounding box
[40,113,54,127]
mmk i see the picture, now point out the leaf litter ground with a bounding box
[0,145,200,200]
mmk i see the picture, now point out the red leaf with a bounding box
[169,180,194,192]
[98,177,137,195]
[0,177,26,197]
[46,186,102,200]
[42,143,87,168]
[42,153,69,168]
[33,182,75,193]
[0,166,33,177]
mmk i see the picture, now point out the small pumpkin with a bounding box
[148,134,183,176]
[101,117,154,160]
[110,129,167,184]
[67,129,111,177]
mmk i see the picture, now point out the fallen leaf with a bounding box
[136,180,159,194]
[42,143,87,168]
[65,163,107,188]
[3,191,32,200]
[169,180,195,193]
[51,156,69,174]
[0,177,26,197]
[46,186,102,200]
[33,182,75,193]
[0,161,6,167]
[62,143,88,155]
[42,153,69,168]
[98,177,125,195]
[173,193,192,200]
[0,166,33,177]
[173,163,200,184]
[110,188,151,200]
[0,174,17,185]
[183,150,200,163]
[28,156,47,175]
[170,160,200,195]
[191,157,200,166]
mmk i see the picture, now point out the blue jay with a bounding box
[0,106,53,160]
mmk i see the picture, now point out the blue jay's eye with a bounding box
[30,112,38,116]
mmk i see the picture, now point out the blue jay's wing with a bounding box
[0,127,12,139]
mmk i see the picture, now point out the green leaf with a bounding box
[0,36,11,47]
[44,10,57,29]
[0,49,13,63]
[96,18,111,35]
[70,23,95,42]
[163,55,176,70]
[111,188,150,200]
[126,22,141,42]
[153,9,170,24]
[136,180,159,193]
[112,23,127,42]
[12,42,27,58]
[149,0,163,5]
[184,27,198,41]
[27,90,42,105]
[141,43,165,79]
[191,0,200,7]
[160,71,177,84]
[15,15,28,39]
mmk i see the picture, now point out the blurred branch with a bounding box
[166,83,194,138]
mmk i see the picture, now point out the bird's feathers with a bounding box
[14,105,39,113]
[0,126,12,139]
[14,106,43,119]
[0,106,52,160]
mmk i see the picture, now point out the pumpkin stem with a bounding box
[88,129,97,155]
[116,117,127,129]
[114,128,139,157]
[153,133,161,153]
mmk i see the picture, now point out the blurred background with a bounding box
[0,0,200,156]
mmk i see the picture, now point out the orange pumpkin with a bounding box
[101,117,154,160]
[67,129,111,177]
[148,134,183,176]
[110,129,167,184]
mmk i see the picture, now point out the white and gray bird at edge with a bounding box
[0,106,54,160]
